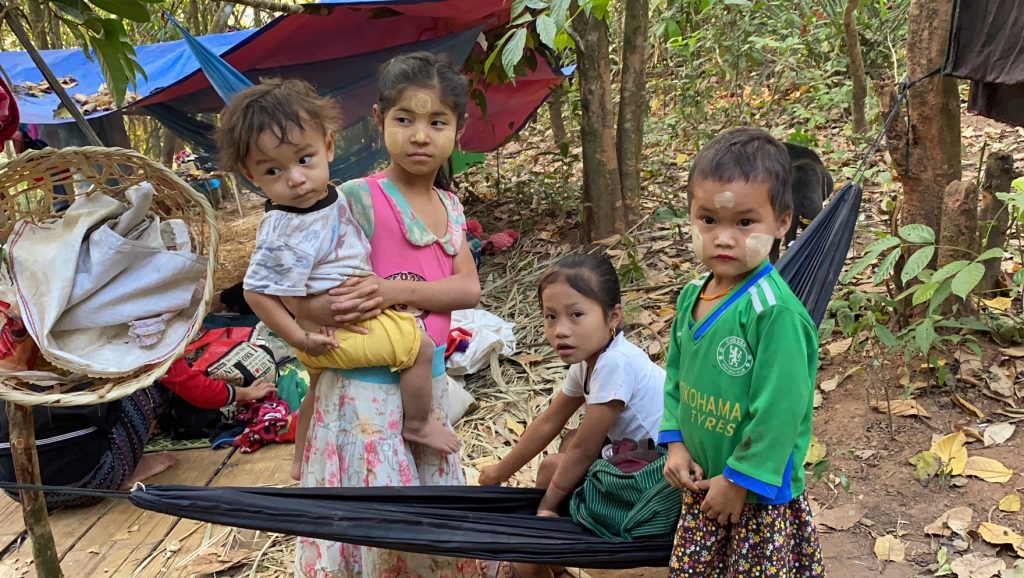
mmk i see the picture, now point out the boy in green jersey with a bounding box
[659,127,824,577]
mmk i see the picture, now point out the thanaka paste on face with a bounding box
[713,190,735,208]
[384,128,402,153]
[411,93,432,114]
[435,128,456,152]
[745,233,774,268]
[691,227,705,262]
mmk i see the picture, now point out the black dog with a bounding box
[771,143,834,262]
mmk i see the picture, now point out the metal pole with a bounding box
[2,3,104,147]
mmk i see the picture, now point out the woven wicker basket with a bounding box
[0,147,218,407]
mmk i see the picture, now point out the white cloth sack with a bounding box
[445,375,477,425]
[8,182,208,375]
[446,308,517,376]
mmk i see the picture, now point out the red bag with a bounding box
[184,327,277,387]
[0,300,38,372]
[0,78,20,145]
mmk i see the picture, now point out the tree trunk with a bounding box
[47,8,62,48]
[210,3,235,33]
[898,0,960,243]
[843,0,867,133]
[7,403,64,578]
[978,152,1015,292]
[879,83,910,182]
[547,85,568,150]
[616,0,648,224]
[26,0,50,49]
[938,180,978,268]
[188,0,202,31]
[574,8,626,242]
[161,127,178,167]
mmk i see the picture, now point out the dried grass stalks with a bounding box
[211,193,694,575]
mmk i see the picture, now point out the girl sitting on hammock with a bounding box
[478,253,666,578]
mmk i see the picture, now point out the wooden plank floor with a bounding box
[133,444,294,578]
[0,444,293,578]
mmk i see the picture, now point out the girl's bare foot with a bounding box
[402,419,461,454]
[124,452,177,487]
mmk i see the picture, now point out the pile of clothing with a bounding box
[1,181,209,384]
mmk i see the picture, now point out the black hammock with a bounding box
[122,181,865,569]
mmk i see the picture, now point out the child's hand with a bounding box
[663,443,704,491]
[327,277,383,324]
[302,331,338,357]
[478,464,510,486]
[236,377,276,403]
[695,475,748,525]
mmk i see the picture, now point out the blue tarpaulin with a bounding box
[0,1,564,154]
[1,29,254,125]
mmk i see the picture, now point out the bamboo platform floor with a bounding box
[0,443,295,577]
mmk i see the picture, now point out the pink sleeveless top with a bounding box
[361,174,467,345]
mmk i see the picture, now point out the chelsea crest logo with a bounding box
[717,336,752,377]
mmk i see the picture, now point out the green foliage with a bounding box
[648,0,910,145]
[617,234,648,286]
[996,178,1024,292]
[465,0,591,117]
[653,202,690,243]
[835,224,1003,365]
[46,0,158,106]
[473,0,589,82]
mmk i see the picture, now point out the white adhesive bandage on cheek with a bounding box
[745,233,773,268]
[714,191,734,208]
[691,228,704,262]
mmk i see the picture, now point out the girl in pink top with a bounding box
[289,52,482,577]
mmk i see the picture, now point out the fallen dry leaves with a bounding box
[872,398,931,418]
[923,506,973,538]
[999,493,1022,513]
[815,504,867,531]
[931,431,969,476]
[873,534,906,562]
[963,456,1014,483]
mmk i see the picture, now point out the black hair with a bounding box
[377,51,469,191]
[214,78,342,173]
[687,126,793,219]
[537,253,622,322]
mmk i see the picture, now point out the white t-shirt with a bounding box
[243,187,373,297]
[562,332,666,442]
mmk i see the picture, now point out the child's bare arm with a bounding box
[244,290,336,355]
[478,392,583,485]
[378,232,480,312]
[536,400,623,514]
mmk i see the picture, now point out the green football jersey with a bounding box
[658,262,818,504]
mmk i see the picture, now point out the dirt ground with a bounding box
[205,112,1024,578]
[583,345,1024,578]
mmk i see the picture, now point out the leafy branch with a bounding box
[41,0,162,106]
